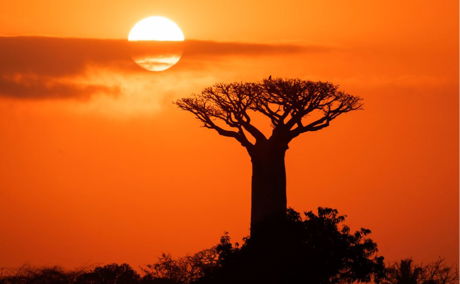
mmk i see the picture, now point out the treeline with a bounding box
[0,208,457,284]
[0,258,456,284]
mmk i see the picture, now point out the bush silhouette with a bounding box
[383,259,458,284]
[196,207,385,284]
[142,249,219,284]
[76,263,140,283]
[0,266,77,284]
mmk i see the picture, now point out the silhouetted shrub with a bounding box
[142,249,219,284]
[383,258,458,284]
[0,266,79,284]
[76,263,140,283]
[196,207,385,284]
[0,264,143,284]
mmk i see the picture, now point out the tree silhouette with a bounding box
[176,77,362,234]
[142,249,219,284]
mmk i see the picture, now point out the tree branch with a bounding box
[175,77,362,149]
[176,97,254,148]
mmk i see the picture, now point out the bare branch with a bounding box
[288,92,362,140]
[176,97,253,148]
[175,77,362,148]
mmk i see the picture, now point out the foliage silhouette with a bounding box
[0,207,456,284]
[76,263,140,283]
[195,207,385,284]
[0,264,144,284]
[383,259,459,284]
[0,266,75,284]
[0,207,385,284]
[176,77,362,233]
[142,249,219,284]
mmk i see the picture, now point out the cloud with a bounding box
[0,36,323,99]
[0,37,135,76]
[183,40,326,57]
[0,74,120,100]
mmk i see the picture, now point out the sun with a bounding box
[128,16,185,72]
[128,16,185,41]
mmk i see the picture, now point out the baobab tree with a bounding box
[176,77,362,235]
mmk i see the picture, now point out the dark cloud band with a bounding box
[0,36,323,99]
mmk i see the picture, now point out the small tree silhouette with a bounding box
[384,259,459,284]
[142,249,219,284]
[176,77,362,233]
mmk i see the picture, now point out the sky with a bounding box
[0,0,458,270]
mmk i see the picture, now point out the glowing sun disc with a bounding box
[128,16,185,41]
[128,16,184,72]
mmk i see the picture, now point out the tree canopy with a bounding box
[176,77,362,150]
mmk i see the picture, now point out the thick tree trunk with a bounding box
[249,142,288,236]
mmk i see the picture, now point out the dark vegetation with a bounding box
[1,207,457,284]
[382,259,458,284]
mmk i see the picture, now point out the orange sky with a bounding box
[0,0,458,271]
